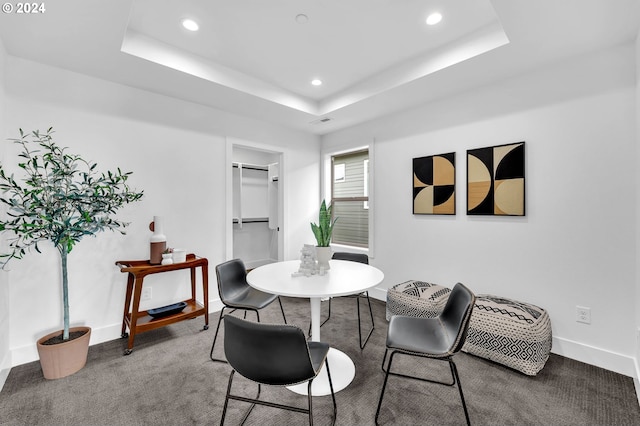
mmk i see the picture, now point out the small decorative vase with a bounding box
[316,246,331,271]
[161,253,173,265]
[149,216,167,265]
[172,249,187,263]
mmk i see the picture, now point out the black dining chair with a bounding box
[220,316,337,426]
[312,252,375,349]
[375,282,475,425]
[209,258,287,363]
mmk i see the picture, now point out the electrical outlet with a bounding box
[576,306,591,324]
[141,286,152,301]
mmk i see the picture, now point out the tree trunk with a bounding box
[60,248,70,341]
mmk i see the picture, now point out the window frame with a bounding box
[322,143,375,257]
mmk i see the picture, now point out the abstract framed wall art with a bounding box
[467,141,525,216]
[413,152,455,215]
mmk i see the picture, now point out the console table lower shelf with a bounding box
[116,254,209,355]
[121,299,207,354]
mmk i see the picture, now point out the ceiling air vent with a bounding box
[310,117,332,125]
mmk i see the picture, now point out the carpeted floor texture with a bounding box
[1,296,639,425]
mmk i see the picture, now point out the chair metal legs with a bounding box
[375,349,470,426]
[309,292,375,349]
[220,370,261,425]
[379,348,455,385]
[210,297,287,363]
[356,291,375,349]
[276,296,288,325]
[325,358,338,426]
[375,352,394,426]
[220,358,337,426]
[450,358,471,425]
[210,307,257,363]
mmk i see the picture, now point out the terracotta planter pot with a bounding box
[36,326,91,380]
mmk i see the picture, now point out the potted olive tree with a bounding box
[0,128,144,379]
[310,199,337,270]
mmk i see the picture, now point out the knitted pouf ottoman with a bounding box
[462,295,552,376]
[385,280,451,320]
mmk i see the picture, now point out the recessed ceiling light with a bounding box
[296,14,309,24]
[181,18,199,32]
[311,79,322,86]
[426,12,442,26]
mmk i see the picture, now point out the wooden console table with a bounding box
[116,253,209,355]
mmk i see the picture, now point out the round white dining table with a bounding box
[246,259,384,396]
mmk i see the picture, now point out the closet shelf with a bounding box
[232,162,268,171]
[233,217,269,224]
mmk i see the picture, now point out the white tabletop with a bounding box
[247,259,384,298]
[246,258,385,396]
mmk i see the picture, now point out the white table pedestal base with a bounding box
[286,348,355,396]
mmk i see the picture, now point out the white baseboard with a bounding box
[369,286,387,302]
[551,336,636,378]
[371,286,638,380]
[10,341,38,367]
[634,358,640,407]
[0,368,8,392]
[10,298,227,368]
[0,350,11,393]
[10,325,124,367]
[209,299,224,313]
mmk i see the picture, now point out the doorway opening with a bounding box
[228,143,284,269]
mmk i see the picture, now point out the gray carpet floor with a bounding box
[1,296,639,425]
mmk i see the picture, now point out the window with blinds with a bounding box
[331,149,369,248]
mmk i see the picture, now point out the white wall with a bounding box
[323,43,637,377]
[3,56,319,366]
[0,35,10,388]
[635,30,640,387]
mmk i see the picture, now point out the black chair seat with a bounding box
[220,316,337,425]
[375,282,475,425]
[226,286,278,310]
[308,341,331,372]
[386,315,451,356]
[209,259,287,363]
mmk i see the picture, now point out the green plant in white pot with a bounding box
[310,199,336,269]
[0,128,144,379]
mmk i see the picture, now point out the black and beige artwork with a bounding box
[413,152,455,215]
[467,142,525,216]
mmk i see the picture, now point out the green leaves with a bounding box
[0,128,144,264]
[310,199,336,247]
